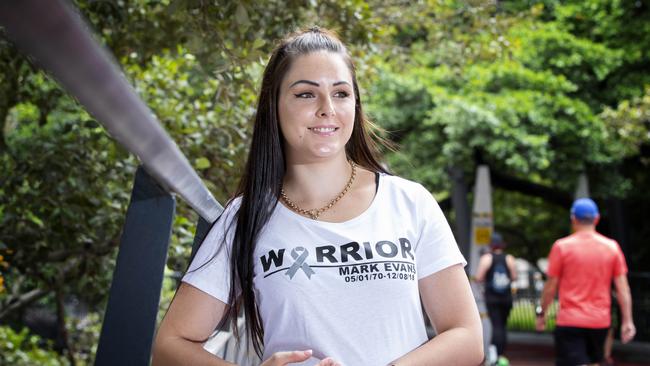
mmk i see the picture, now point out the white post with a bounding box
[470,165,493,276]
[469,165,494,364]
[575,173,590,199]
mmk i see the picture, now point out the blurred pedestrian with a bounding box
[536,198,635,366]
[476,232,517,366]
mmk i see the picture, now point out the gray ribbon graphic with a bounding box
[286,246,315,279]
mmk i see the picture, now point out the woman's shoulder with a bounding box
[380,173,424,189]
[211,195,242,228]
[380,173,431,198]
[376,174,443,216]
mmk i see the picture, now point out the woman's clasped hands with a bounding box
[261,350,341,366]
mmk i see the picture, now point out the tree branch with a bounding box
[0,248,109,321]
[46,241,116,262]
[0,288,50,321]
[472,149,573,207]
[489,168,573,208]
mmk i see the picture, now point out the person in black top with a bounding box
[476,233,518,364]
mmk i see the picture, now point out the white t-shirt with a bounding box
[183,174,466,365]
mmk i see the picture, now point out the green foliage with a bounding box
[125,48,252,202]
[0,115,131,304]
[368,57,619,193]
[367,0,650,265]
[67,312,102,365]
[600,87,650,158]
[551,0,650,102]
[510,20,624,108]
[0,326,67,366]
[0,92,132,360]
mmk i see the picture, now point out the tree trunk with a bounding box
[489,167,573,208]
[607,198,628,255]
[0,46,22,153]
[0,84,16,153]
[449,166,471,266]
[55,288,76,366]
[0,104,8,152]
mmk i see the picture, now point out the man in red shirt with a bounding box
[536,198,635,366]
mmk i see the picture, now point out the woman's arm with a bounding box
[389,264,483,366]
[152,283,236,366]
[152,283,336,366]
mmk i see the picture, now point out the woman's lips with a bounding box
[308,126,339,136]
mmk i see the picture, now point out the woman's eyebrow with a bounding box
[290,80,319,88]
[289,80,351,88]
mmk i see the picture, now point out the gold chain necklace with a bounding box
[280,161,357,220]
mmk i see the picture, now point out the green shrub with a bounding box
[0,326,67,366]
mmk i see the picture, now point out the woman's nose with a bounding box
[317,97,335,117]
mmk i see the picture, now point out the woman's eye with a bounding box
[294,92,314,98]
[334,91,350,98]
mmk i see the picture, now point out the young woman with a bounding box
[152,27,483,366]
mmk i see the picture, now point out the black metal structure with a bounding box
[95,168,175,365]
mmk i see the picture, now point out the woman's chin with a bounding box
[311,143,343,158]
[285,144,346,162]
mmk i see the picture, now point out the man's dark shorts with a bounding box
[554,326,609,366]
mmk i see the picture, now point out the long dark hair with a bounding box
[221,27,390,357]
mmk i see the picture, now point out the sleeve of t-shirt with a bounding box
[613,242,628,277]
[546,242,562,278]
[414,184,467,280]
[181,199,240,304]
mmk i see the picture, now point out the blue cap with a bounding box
[571,198,599,220]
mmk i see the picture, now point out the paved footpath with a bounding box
[505,332,650,366]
